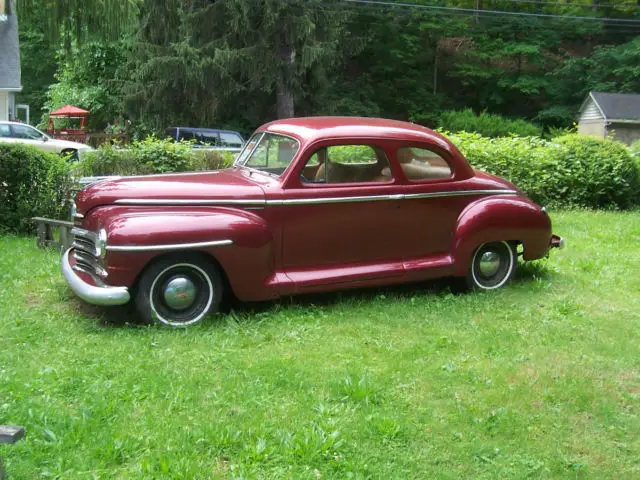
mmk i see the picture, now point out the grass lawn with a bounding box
[0,210,639,479]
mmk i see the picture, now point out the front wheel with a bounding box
[466,241,517,291]
[135,254,223,327]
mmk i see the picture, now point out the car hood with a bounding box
[76,168,267,214]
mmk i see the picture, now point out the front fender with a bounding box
[84,206,275,301]
[452,195,552,276]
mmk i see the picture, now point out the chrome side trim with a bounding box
[106,239,233,252]
[114,199,266,206]
[267,194,400,206]
[402,189,518,200]
[111,189,517,208]
[62,249,130,306]
[267,189,518,206]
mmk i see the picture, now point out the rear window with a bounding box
[220,132,244,148]
[178,129,220,146]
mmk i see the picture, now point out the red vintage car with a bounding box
[63,117,563,326]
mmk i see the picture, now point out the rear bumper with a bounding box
[62,249,130,306]
[550,234,565,250]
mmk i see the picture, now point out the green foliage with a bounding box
[42,41,129,131]
[449,132,640,209]
[74,138,235,177]
[0,144,72,233]
[129,136,192,173]
[438,109,542,137]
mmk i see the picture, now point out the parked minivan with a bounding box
[166,127,244,153]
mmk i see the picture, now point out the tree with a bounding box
[125,0,357,127]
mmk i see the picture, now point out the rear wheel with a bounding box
[135,253,223,327]
[466,241,517,290]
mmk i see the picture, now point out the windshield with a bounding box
[234,132,299,177]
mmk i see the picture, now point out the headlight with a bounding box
[96,229,108,258]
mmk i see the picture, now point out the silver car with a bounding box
[0,121,92,159]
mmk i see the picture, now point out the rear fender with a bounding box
[451,196,552,276]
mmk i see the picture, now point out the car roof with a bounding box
[260,116,451,148]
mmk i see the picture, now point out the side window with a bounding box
[11,125,42,140]
[220,132,244,148]
[396,146,453,181]
[301,145,392,184]
[0,125,11,137]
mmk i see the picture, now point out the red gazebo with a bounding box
[46,105,90,143]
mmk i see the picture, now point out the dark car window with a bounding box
[395,146,453,181]
[0,124,11,137]
[11,124,42,140]
[301,145,392,184]
[219,132,243,148]
[178,129,220,146]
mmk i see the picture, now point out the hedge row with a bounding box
[438,109,543,138]
[449,132,640,209]
[73,137,236,177]
[0,144,72,233]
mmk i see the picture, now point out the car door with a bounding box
[391,144,468,276]
[278,141,407,289]
[10,124,51,152]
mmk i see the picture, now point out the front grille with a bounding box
[71,228,106,278]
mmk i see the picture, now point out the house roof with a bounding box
[0,5,21,90]
[584,92,640,123]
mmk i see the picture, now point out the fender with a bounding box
[83,205,275,301]
[451,195,552,276]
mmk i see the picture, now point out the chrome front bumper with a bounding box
[62,249,130,306]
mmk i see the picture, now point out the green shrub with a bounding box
[73,143,154,177]
[74,138,236,177]
[448,132,640,209]
[0,144,73,233]
[438,109,542,138]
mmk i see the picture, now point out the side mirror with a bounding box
[42,135,49,142]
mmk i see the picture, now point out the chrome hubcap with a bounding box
[478,251,501,277]
[163,276,196,310]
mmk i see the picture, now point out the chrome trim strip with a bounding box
[112,189,517,208]
[267,189,518,206]
[267,194,399,206]
[113,199,266,206]
[402,189,518,200]
[106,239,233,252]
[73,213,84,219]
[62,249,130,306]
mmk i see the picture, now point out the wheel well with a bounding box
[131,250,234,300]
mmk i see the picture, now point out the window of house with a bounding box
[301,145,392,184]
[395,146,453,181]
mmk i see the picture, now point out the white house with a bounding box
[0,0,22,121]
[578,91,640,146]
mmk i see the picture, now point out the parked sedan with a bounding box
[0,121,91,159]
[62,117,563,326]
